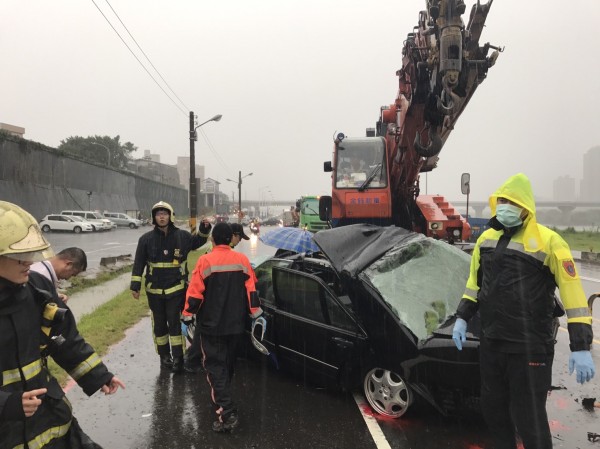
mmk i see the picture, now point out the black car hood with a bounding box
[313,224,422,277]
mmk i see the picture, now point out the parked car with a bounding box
[103,212,142,229]
[60,210,113,231]
[250,224,479,418]
[39,214,94,233]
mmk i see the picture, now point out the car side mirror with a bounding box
[324,161,333,172]
[319,196,332,222]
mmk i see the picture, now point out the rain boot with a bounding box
[160,354,173,369]
[171,356,183,374]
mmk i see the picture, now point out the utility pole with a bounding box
[189,111,197,232]
[237,170,242,224]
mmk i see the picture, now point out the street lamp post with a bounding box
[91,142,111,167]
[226,171,253,223]
[189,112,222,231]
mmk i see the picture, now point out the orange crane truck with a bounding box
[321,0,502,242]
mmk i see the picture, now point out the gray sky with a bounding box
[2,0,599,203]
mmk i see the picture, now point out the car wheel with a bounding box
[91,225,97,231]
[363,367,412,418]
[73,226,82,234]
[129,223,136,229]
[41,225,51,232]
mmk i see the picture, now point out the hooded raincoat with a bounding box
[456,173,593,353]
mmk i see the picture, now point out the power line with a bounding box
[90,0,187,116]
[198,128,231,174]
[102,0,190,112]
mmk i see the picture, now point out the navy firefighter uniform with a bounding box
[130,201,209,373]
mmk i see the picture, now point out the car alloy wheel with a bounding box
[41,225,51,232]
[363,367,412,418]
[73,226,82,234]
[129,223,136,229]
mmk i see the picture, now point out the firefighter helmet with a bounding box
[0,201,54,262]
[151,201,174,225]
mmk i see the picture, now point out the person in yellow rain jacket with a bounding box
[452,173,595,449]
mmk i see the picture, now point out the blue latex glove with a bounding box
[452,318,467,351]
[569,350,596,384]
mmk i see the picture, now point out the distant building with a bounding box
[128,157,180,187]
[580,146,600,201]
[0,123,25,137]
[553,175,576,201]
[176,156,205,189]
[142,149,160,163]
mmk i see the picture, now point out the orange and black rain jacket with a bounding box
[0,273,113,448]
[183,245,261,336]
[130,224,207,297]
[456,173,593,353]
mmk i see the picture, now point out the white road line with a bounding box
[581,276,600,283]
[352,392,393,449]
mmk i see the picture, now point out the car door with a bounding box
[271,267,367,384]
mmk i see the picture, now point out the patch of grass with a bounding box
[551,228,600,252]
[48,288,150,385]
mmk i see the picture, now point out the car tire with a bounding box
[363,367,412,418]
[129,223,136,229]
[41,225,51,233]
[73,226,82,234]
[91,225,97,231]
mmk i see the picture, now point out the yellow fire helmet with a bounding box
[151,201,175,224]
[0,201,54,262]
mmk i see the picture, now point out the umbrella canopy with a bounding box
[259,227,320,253]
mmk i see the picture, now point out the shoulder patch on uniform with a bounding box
[562,259,577,277]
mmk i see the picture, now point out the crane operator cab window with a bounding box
[335,137,387,189]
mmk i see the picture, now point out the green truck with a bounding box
[297,196,329,232]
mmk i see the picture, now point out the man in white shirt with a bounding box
[30,247,87,303]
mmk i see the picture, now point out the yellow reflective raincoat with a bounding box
[456,173,593,352]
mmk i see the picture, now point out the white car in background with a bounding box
[60,210,113,231]
[39,214,94,234]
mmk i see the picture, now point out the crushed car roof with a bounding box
[312,224,423,277]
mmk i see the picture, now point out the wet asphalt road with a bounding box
[49,226,600,448]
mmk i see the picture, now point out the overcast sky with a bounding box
[2,0,600,203]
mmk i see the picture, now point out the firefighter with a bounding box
[130,201,210,373]
[451,173,595,449]
[182,222,262,432]
[0,201,125,448]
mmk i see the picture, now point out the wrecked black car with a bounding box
[251,224,480,418]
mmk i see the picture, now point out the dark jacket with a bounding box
[130,224,207,297]
[0,272,113,448]
[183,245,262,335]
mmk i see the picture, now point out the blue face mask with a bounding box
[496,203,523,228]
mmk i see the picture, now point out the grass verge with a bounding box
[49,288,150,385]
[553,228,600,252]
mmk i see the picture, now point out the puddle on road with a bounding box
[67,273,131,322]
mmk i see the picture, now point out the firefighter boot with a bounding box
[171,356,184,374]
[160,355,173,369]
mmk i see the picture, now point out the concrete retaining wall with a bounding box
[0,135,188,220]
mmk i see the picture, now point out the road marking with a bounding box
[352,392,393,449]
[581,276,600,283]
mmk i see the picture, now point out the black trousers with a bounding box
[147,291,185,357]
[199,333,241,418]
[480,339,554,449]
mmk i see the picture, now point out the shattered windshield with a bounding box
[363,238,470,340]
